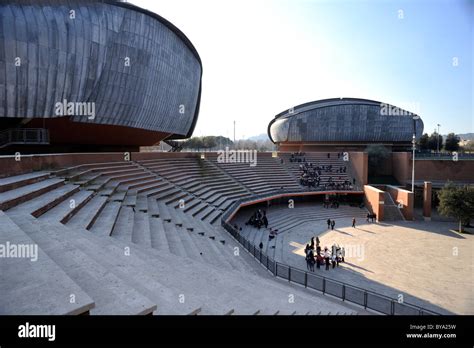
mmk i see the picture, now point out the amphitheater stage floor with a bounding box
[272,217,473,314]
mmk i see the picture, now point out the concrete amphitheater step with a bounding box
[0,172,50,193]
[38,189,95,224]
[111,205,134,242]
[67,194,109,230]
[148,215,171,252]
[122,192,137,207]
[0,178,65,211]
[175,210,260,273]
[165,191,188,205]
[194,205,216,221]
[52,161,136,177]
[8,213,157,315]
[185,201,207,215]
[156,204,188,258]
[89,238,258,313]
[171,211,231,269]
[0,211,95,315]
[8,183,80,217]
[132,209,153,248]
[150,187,182,200]
[177,196,199,211]
[205,208,224,225]
[74,221,347,314]
[119,227,360,315]
[110,188,128,201]
[42,204,360,314]
[136,194,148,212]
[72,173,102,187]
[90,201,122,237]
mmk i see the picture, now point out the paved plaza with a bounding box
[272,215,473,314]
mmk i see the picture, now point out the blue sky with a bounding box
[133,0,473,139]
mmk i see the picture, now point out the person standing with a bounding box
[308,250,315,272]
[324,247,331,270]
[327,219,331,229]
[331,220,335,230]
[352,217,356,228]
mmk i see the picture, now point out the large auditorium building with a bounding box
[0,0,202,151]
[269,98,424,152]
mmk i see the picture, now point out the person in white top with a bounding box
[324,248,331,270]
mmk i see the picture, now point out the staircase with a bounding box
[0,162,363,315]
[383,192,405,221]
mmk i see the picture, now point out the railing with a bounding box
[222,222,441,315]
[414,151,474,160]
[0,128,50,148]
[164,139,184,152]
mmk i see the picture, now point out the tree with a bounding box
[427,132,443,152]
[418,133,429,151]
[183,136,233,151]
[201,136,217,150]
[438,183,474,233]
[444,133,460,152]
[366,144,390,176]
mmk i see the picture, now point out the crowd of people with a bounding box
[366,213,377,222]
[304,237,346,271]
[289,152,306,162]
[289,152,355,190]
[245,208,268,229]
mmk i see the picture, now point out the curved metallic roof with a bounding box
[0,0,202,139]
[269,98,424,144]
[108,0,202,138]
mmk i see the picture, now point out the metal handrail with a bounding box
[0,128,49,147]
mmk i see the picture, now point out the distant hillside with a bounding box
[246,133,269,141]
[457,133,474,141]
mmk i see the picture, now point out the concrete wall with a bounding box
[414,160,474,182]
[363,185,384,221]
[391,152,411,184]
[349,152,368,185]
[0,152,200,178]
[386,185,414,220]
[391,152,474,184]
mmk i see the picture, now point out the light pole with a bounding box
[436,124,441,153]
[412,115,421,193]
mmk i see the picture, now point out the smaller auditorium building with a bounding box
[268,98,424,152]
